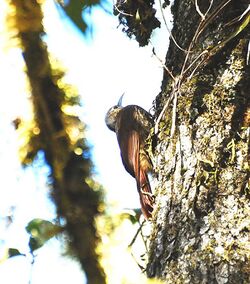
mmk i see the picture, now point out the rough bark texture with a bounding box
[146,0,250,283]
[10,1,106,283]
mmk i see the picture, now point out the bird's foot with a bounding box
[140,189,155,201]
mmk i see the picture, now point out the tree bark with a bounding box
[145,0,250,283]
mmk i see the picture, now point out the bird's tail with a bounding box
[137,168,154,219]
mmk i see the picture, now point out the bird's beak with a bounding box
[117,93,124,107]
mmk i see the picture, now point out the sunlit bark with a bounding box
[146,0,250,283]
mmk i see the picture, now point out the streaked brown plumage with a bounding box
[105,96,154,219]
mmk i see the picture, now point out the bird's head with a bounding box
[105,94,124,131]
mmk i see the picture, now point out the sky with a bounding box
[0,0,170,283]
[41,1,169,209]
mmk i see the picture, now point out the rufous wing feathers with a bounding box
[116,106,154,219]
[137,167,153,219]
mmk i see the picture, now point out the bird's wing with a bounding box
[118,127,153,218]
[117,127,139,178]
[138,167,154,219]
[116,106,153,218]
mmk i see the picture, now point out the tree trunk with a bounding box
[9,1,106,283]
[145,0,250,283]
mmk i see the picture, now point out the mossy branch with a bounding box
[8,0,106,283]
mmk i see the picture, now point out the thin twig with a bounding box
[113,0,133,17]
[225,4,250,27]
[154,0,207,135]
[170,91,178,138]
[152,46,176,81]
[183,50,208,78]
[178,19,204,90]
[155,89,175,134]
[195,0,205,20]
[179,0,228,86]
[195,0,232,42]
[155,0,232,137]
[128,220,145,247]
[130,251,145,271]
[184,0,235,81]
[139,220,149,253]
[247,40,250,65]
[188,51,210,80]
[158,0,189,53]
[204,0,214,18]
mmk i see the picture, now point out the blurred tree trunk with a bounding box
[9,1,106,283]
[145,1,250,283]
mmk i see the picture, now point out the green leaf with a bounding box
[57,0,101,34]
[28,236,44,253]
[63,1,87,33]
[7,248,25,258]
[120,209,141,224]
[26,218,63,253]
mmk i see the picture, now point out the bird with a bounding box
[105,95,154,219]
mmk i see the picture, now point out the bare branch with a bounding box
[247,40,250,65]
[183,50,209,77]
[158,0,189,53]
[195,0,232,42]
[195,0,205,20]
[170,91,178,138]
[151,45,176,81]
[204,0,214,18]
[113,0,133,17]
[225,4,250,27]
[128,220,145,247]
[155,90,175,134]
[187,51,209,80]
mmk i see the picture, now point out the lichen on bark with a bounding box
[147,0,250,283]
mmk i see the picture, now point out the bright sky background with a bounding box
[0,0,170,283]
